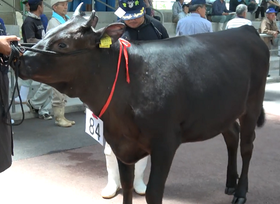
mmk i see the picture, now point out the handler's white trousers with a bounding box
[101,142,148,198]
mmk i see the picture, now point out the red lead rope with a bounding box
[92,38,131,119]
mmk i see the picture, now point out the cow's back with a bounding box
[125,25,269,141]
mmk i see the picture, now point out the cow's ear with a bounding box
[95,23,126,44]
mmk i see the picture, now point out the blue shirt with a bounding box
[212,0,229,15]
[0,18,6,35]
[176,13,213,36]
[40,14,48,32]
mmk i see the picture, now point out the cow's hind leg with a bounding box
[232,111,260,204]
[222,121,240,195]
[117,159,134,204]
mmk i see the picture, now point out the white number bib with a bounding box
[85,108,104,146]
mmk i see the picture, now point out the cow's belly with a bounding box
[180,99,245,143]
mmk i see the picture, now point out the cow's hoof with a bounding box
[225,187,235,195]
[232,196,247,204]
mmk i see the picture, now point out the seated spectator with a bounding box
[255,0,266,20]
[226,4,252,29]
[211,0,235,31]
[176,0,212,35]
[260,7,279,49]
[172,0,184,23]
[178,3,190,20]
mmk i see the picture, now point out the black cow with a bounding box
[13,5,269,204]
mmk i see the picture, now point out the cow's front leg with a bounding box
[146,140,179,204]
[117,159,134,204]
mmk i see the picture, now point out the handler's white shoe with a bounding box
[134,178,146,195]
[133,156,148,195]
[101,181,120,199]
[102,150,121,199]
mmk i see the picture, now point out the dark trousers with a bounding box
[0,67,13,173]
[255,6,265,18]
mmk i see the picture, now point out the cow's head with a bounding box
[16,3,126,96]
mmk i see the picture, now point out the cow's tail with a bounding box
[257,107,265,127]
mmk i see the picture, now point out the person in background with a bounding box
[260,7,279,49]
[0,18,6,35]
[15,0,49,105]
[255,0,266,20]
[46,0,75,127]
[176,0,212,35]
[144,0,153,16]
[226,4,252,29]
[244,0,258,13]
[21,0,53,120]
[101,0,169,199]
[22,0,48,32]
[211,0,235,30]
[178,3,190,20]
[172,0,185,23]
[229,0,245,12]
[144,0,161,21]
[0,35,20,173]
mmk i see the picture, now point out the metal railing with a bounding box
[259,33,280,77]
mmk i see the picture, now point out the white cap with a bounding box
[51,0,72,7]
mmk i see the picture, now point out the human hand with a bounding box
[222,12,229,15]
[0,35,20,55]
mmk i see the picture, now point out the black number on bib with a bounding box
[95,123,100,140]
[89,118,94,135]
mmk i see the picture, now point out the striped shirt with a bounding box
[225,17,252,29]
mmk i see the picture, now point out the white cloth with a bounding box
[225,17,252,29]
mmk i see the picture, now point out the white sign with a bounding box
[114,7,126,18]
[85,108,104,146]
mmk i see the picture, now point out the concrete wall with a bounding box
[0,0,19,24]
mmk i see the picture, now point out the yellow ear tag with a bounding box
[99,35,112,48]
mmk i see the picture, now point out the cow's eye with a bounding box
[58,43,67,49]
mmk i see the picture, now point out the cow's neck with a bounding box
[71,44,129,117]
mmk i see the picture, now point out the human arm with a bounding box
[222,1,230,13]
[212,1,224,15]
[26,38,40,43]
[0,35,20,55]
